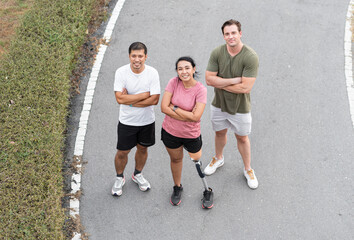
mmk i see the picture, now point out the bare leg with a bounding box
[135,144,148,172]
[166,146,184,186]
[114,149,131,175]
[215,129,228,159]
[188,149,202,161]
[235,134,251,170]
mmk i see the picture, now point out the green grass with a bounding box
[0,0,97,238]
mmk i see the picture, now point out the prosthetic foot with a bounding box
[193,159,214,209]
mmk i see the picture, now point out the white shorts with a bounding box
[210,105,252,136]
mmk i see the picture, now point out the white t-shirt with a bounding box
[114,64,160,126]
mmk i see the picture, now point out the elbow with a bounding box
[116,99,124,104]
[190,116,201,122]
[205,78,212,86]
[152,95,160,105]
[239,86,251,94]
[152,99,159,105]
[161,105,169,114]
[243,88,251,94]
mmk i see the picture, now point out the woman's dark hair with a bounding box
[175,56,199,78]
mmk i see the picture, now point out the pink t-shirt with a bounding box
[162,77,207,138]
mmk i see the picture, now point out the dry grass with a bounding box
[1,0,112,238]
[0,0,34,57]
[0,0,98,238]
[352,5,354,42]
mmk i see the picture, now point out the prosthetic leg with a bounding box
[192,159,214,209]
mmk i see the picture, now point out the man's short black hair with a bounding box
[129,42,147,55]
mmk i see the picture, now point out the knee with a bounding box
[136,144,148,154]
[215,129,227,138]
[171,157,183,164]
[117,150,129,160]
[236,135,248,144]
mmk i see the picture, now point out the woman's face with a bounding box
[177,60,196,82]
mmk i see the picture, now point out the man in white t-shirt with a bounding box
[111,42,160,196]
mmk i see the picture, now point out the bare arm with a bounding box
[169,102,206,122]
[161,91,185,121]
[205,71,242,88]
[132,94,160,107]
[222,76,256,94]
[115,88,150,105]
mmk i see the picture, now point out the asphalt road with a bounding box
[78,0,354,239]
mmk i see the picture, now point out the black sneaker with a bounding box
[170,185,183,206]
[202,188,214,209]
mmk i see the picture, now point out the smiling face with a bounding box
[129,49,147,73]
[223,24,242,48]
[177,60,196,82]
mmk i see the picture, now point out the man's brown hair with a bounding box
[221,19,241,34]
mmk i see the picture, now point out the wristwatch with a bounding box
[173,105,178,111]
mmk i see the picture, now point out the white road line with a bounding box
[345,0,354,128]
[68,1,353,238]
[70,0,126,239]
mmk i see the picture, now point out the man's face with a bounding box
[223,24,242,47]
[129,49,147,73]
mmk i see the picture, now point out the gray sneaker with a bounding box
[111,176,125,196]
[132,173,151,191]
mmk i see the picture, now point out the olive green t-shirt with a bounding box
[207,44,259,114]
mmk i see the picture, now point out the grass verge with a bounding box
[0,0,106,238]
[0,0,35,57]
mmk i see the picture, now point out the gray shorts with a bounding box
[210,105,252,136]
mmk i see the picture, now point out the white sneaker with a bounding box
[132,173,151,191]
[204,156,224,175]
[111,176,125,196]
[243,169,258,189]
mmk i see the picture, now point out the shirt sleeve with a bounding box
[148,68,160,95]
[196,84,207,104]
[113,69,124,92]
[206,48,219,72]
[242,53,259,78]
[165,77,178,94]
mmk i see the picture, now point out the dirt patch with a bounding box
[0,0,35,57]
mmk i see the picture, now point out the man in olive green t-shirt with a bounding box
[204,19,259,189]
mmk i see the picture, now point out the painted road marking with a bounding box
[345,1,354,128]
[70,0,127,239]
[70,0,354,239]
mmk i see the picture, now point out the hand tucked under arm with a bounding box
[205,71,241,88]
[132,94,160,107]
[170,102,206,122]
[115,88,150,105]
[222,76,256,94]
[160,92,186,121]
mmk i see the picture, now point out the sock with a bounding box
[116,173,124,178]
[134,169,141,176]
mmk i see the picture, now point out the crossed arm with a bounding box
[205,71,255,94]
[115,88,160,107]
[160,91,205,122]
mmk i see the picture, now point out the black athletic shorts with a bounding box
[117,122,155,151]
[161,128,202,153]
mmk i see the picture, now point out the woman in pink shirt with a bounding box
[161,56,213,209]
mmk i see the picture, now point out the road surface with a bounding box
[75,0,354,239]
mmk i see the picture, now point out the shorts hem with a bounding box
[138,142,155,148]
